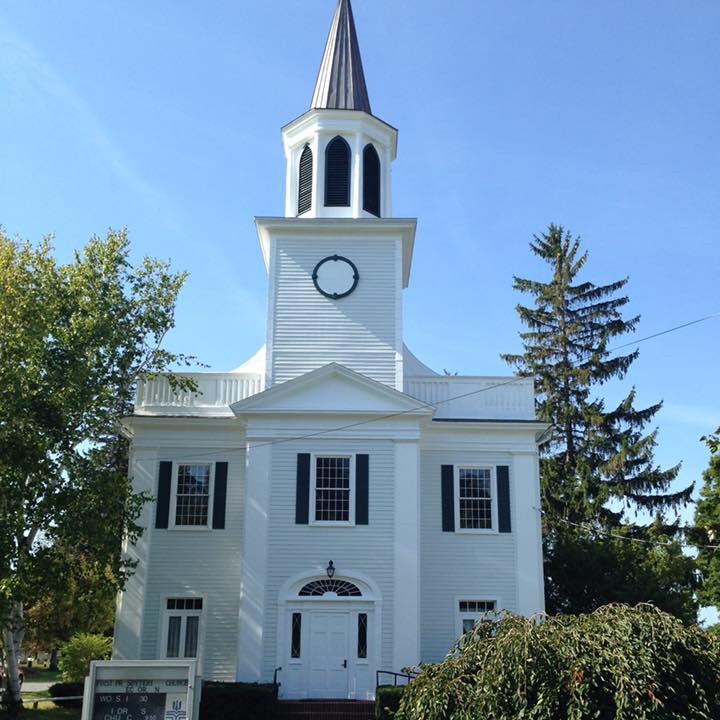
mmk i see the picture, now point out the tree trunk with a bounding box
[1,601,24,716]
[49,647,58,671]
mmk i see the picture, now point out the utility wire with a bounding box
[137,310,719,461]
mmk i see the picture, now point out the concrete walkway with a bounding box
[22,681,53,692]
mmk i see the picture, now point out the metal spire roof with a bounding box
[311,0,372,114]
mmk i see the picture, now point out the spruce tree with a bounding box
[503,225,694,614]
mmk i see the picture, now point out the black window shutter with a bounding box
[296,454,311,524]
[356,454,369,525]
[298,145,313,215]
[362,144,381,217]
[497,465,511,533]
[212,462,229,529]
[441,465,455,532]
[155,461,172,529]
[325,136,351,206]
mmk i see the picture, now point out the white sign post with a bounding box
[81,660,200,720]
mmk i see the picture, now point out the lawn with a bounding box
[20,666,61,685]
[16,703,80,719]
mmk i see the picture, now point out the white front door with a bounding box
[308,612,349,698]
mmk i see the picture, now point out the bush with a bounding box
[396,604,720,720]
[375,684,406,719]
[48,681,85,708]
[58,633,112,683]
[199,681,277,720]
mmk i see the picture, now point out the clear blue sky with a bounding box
[1,1,718,610]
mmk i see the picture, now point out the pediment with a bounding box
[230,363,433,417]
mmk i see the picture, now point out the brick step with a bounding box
[277,700,374,720]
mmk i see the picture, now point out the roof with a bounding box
[311,0,372,113]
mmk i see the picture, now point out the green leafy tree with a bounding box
[692,427,720,610]
[502,225,693,615]
[396,605,720,720]
[0,228,194,713]
[58,633,113,683]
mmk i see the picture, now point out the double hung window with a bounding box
[164,598,203,659]
[456,467,495,532]
[457,599,497,636]
[312,455,354,524]
[173,464,213,528]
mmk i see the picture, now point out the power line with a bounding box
[138,310,719,461]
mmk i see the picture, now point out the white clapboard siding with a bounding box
[138,447,246,681]
[270,237,399,388]
[419,449,518,663]
[263,439,396,679]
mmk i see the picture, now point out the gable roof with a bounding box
[231,363,434,417]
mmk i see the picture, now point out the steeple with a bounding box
[311,0,371,114]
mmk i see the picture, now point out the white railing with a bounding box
[135,373,263,415]
[404,376,535,420]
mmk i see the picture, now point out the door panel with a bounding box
[308,612,348,698]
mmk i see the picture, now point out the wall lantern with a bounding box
[326,561,335,579]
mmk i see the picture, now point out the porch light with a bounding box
[326,560,335,578]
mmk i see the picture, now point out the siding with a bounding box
[263,439,395,679]
[137,440,245,681]
[270,237,399,387]
[420,448,518,663]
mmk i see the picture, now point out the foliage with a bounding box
[396,605,720,720]
[0,228,194,712]
[375,685,406,719]
[199,682,278,720]
[46,682,85,709]
[57,634,111,683]
[502,225,693,616]
[691,427,720,608]
[546,524,698,623]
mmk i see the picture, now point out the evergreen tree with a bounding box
[503,225,693,614]
[692,428,720,609]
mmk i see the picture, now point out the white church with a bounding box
[113,0,546,701]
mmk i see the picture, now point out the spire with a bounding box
[311,0,372,114]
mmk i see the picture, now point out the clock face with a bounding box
[312,255,359,299]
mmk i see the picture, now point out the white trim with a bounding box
[309,453,356,526]
[454,465,498,534]
[168,462,215,531]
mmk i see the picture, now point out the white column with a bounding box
[310,132,321,219]
[237,440,272,680]
[393,440,420,670]
[351,133,362,218]
[113,448,157,660]
[512,452,545,616]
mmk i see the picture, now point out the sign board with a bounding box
[81,660,200,720]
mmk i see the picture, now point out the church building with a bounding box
[113,0,546,701]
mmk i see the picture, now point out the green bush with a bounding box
[48,681,85,708]
[375,684,406,719]
[58,633,112,683]
[199,681,277,720]
[397,604,720,720]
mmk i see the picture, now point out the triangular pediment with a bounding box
[231,363,433,417]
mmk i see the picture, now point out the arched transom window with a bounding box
[298,579,362,597]
[325,136,351,207]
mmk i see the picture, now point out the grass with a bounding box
[19,666,61,685]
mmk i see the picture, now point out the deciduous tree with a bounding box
[0,228,194,713]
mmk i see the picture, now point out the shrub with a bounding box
[199,681,278,720]
[58,633,112,683]
[396,604,720,720]
[375,684,406,719]
[48,681,85,708]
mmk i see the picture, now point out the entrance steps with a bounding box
[277,700,374,720]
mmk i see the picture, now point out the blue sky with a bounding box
[1,1,718,611]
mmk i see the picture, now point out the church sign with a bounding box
[81,660,199,720]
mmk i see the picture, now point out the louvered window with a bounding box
[298,145,313,215]
[362,144,380,217]
[325,136,351,206]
